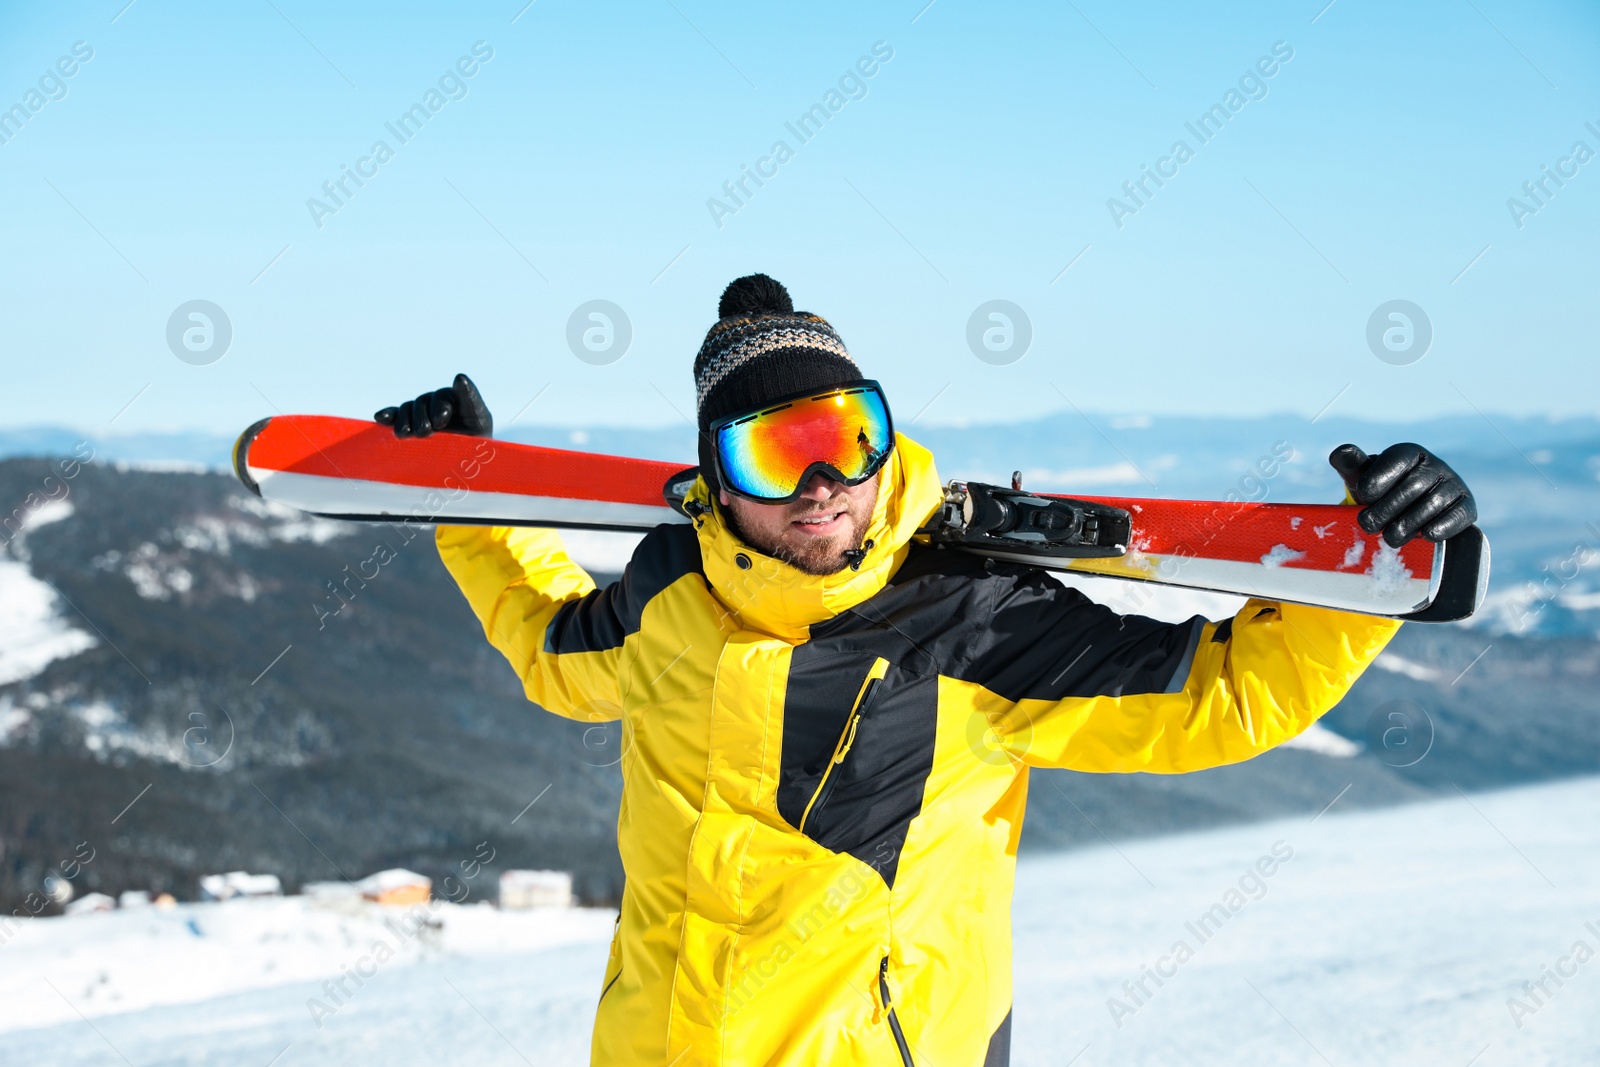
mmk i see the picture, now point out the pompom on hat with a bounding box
[693,274,862,492]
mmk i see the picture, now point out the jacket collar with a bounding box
[687,433,944,641]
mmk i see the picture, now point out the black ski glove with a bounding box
[1328,442,1477,548]
[375,373,494,439]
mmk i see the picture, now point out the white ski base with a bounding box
[975,546,1440,616]
[248,469,687,529]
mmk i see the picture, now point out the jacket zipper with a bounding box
[798,672,883,834]
[879,956,915,1067]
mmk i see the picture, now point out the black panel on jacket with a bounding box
[543,523,704,655]
[777,545,1212,888]
[778,646,880,828]
[814,544,1205,702]
[796,663,937,888]
[779,645,937,889]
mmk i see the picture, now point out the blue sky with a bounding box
[2,0,1597,435]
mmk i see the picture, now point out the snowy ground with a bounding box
[3,776,1598,1066]
[0,895,617,1035]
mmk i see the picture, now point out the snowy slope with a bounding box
[2,776,1596,1065]
[0,897,616,1033]
[0,558,96,688]
[0,500,96,688]
[1006,775,1600,1066]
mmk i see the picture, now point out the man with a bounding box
[378,274,1476,1066]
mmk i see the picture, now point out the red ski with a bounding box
[233,415,1488,622]
[233,414,687,530]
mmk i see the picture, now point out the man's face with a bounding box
[719,472,880,576]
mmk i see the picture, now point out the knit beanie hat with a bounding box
[694,274,861,494]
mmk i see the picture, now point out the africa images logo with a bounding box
[706,41,895,229]
[306,42,495,229]
[1106,41,1295,229]
[566,301,633,366]
[966,300,1033,366]
[1365,300,1432,366]
[166,300,233,365]
[0,40,94,148]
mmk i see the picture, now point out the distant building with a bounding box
[198,871,283,901]
[499,869,573,910]
[63,892,115,916]
[357,868,431,907]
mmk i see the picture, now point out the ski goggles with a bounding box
[710,380,895,504]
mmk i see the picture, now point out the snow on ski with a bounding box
[234,414,1487,621]
[981,494,1442,619]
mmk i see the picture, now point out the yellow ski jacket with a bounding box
[436,433,1399,1066]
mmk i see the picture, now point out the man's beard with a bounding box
[723,499,873,576]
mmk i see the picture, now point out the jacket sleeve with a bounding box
[971,567,1401,774]
[435,524,623,721]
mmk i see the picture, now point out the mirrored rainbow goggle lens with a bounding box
[715,386,893,501]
